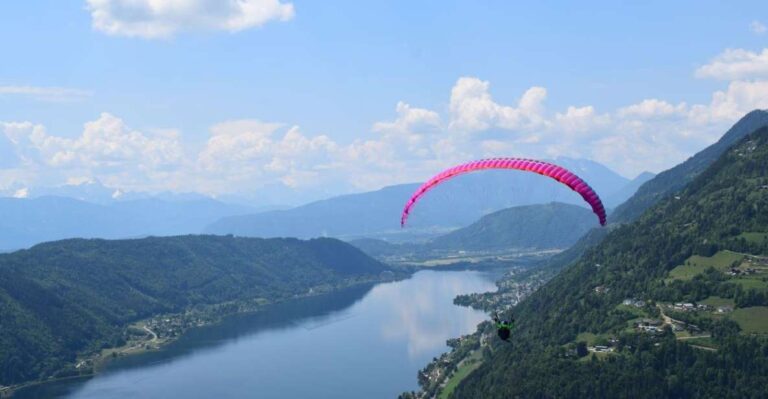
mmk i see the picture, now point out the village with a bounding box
[453,266,549,311]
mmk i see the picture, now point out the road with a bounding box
[657,305,715,349]
[120,325,159,354]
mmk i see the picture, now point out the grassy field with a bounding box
[616,304,648,318]
[731,277,768,291]
[739,232,768,244]
[622,317,644,334]
[731,306,768,334]
[439,352,482,399]
[575,332,598,345]
[675,330,691,338]
[669,250,745,280]
[684,336,718,349]
[701,296,735,307]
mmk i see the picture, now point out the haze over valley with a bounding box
[2,2,768,398]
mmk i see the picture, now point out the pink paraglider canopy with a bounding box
[400,158,607,227]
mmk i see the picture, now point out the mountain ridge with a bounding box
[0,196,255,251]
[452,120,768,398]
[206,158,634,240]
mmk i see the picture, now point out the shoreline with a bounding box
[402,263,550,398]
[3,272,406,398]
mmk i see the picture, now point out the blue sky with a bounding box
[1,1,767,204]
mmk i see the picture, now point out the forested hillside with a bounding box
[0,235,388,386]
[521,110,768,279]
[430,202,598,251]
[351,202,599,262]
[611,109,768,223]
[454,126,768,398]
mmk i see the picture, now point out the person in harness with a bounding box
[492,311,514,342]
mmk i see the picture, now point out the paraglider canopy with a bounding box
[400,158,607,227]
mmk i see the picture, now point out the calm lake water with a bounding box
[16,270,497,399]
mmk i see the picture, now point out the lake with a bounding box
[15,270,497,399]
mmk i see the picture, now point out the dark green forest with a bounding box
[453,127,768,398]
[429,202,599,251]
[0,235,389,386]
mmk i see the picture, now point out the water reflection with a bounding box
[16,270,496,399]
[373,271,496,357]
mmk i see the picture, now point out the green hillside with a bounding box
[0,235,389,386]
[429,202,599,251]
[611,109,768,223]
[453,127,768,398]
[351,202,601,263]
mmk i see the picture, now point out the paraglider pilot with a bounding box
[492,312,514,342]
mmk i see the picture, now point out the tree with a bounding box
[576,341,589,358]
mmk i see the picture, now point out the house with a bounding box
[716,306,733,313]
[594,286,609,294]
[623,298,645,307]
[588,345,614,353]
[636,319,664,333]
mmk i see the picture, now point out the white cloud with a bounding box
[4,45,768,200]
[617,99,687,119]
[2,113,185,191]
[0,86,91,102]
[554,105,611,133]
[695,48,768,80]
[689,80,768,124]
[372,101,440,137]
[12,187,28,199]
[198,120,339,190]
[86,0,295,39]
[750,20,767,35]
[448,77,548,132]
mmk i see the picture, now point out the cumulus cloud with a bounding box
[13,187,28,199]
[554,105,611,133]
[695,48,768,80]
[689,80,768,124]
[449,77,548,132]
[198,120,339,190]
[4,46,768,199]
[2,113,185,191]
[750,21,767,35]
[372,101,441,137]
[0,85,91,102]
[86,0,295,39]
[617,99,687,119]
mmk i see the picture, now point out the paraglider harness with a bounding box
[492,312,514,342]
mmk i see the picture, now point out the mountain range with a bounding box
[0,196,255,251]
[205,158,650,240]
[1,158,646,251]
[351,202,600,260]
